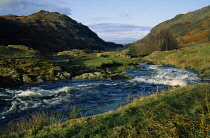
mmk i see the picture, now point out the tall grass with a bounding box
[0,111,57,137]
[2,83,210,137]
[0,105,83,137]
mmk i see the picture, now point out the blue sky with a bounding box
[0,0,209,44]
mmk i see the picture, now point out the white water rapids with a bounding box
[127,63,200,86]
[0,63,202,126]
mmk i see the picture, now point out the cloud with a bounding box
[0,0,26,6]
[88,23,151,44]
[0,0,71,16]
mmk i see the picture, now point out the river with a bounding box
[0,63,202,126]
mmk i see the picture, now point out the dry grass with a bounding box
[2,83,210,137]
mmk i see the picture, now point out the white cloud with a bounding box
[88,23,151,44]
[0,0,26,6]
[0,0,71,15]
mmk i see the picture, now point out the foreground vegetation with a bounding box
[143,43,210,80]
[1,83,209,137]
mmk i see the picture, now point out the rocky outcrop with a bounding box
[75,72,107,79]
[0,10,123,53]
[75,71,133,80]
[0,69,71,87]
[0,58,71,87]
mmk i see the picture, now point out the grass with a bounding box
[144,43,210,79]
[0,45,40,59]
[0,46,141,86]
[54,50,141,74]
[1,83,210,137]
[57,51,134,68]
[83,57,111,67]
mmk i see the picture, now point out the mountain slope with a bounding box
[130,5,210,56]
[151,5,210,45]
[0,10,122,52]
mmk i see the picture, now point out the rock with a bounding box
[75,71,133,80]
[62,71,71,78]
[110,72,134,79]
[22,75,33,83]
[44,75,59,81]
[36,76,44,83]
[57,71,71,79]
[75,72,107,79]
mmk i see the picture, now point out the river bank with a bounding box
[1,83,209,137]
[0,62,202,130]
[143,43,210,80]
[1,43,209,88]
[0,45,142,87]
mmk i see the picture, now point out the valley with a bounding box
[0,5,209,138]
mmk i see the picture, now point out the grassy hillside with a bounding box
[150,5,210,46]
[143,43,210,80]
[2,83,210,137]
[128,5,210,56]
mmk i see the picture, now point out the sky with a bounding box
[0,0,209,44]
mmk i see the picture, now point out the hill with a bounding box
[0,10,122,52]
[129,5,210,56]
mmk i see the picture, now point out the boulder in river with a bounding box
[75,71,133,80]
[75,72,107,79]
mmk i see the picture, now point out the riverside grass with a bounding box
[144,43,210,79]
[2,83,210,138]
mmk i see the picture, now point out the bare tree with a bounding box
[128,29,178,56]
[158,29,178,51]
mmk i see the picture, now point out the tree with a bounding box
[158,29,178,51]
[127,44,137,57]
[128,29,178,56]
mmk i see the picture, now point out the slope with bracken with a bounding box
[130,5,210,56]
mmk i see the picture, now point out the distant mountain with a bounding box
[0,10,123,52]
[130,5,210,56]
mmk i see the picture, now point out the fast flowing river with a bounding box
[0,63,202,126]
